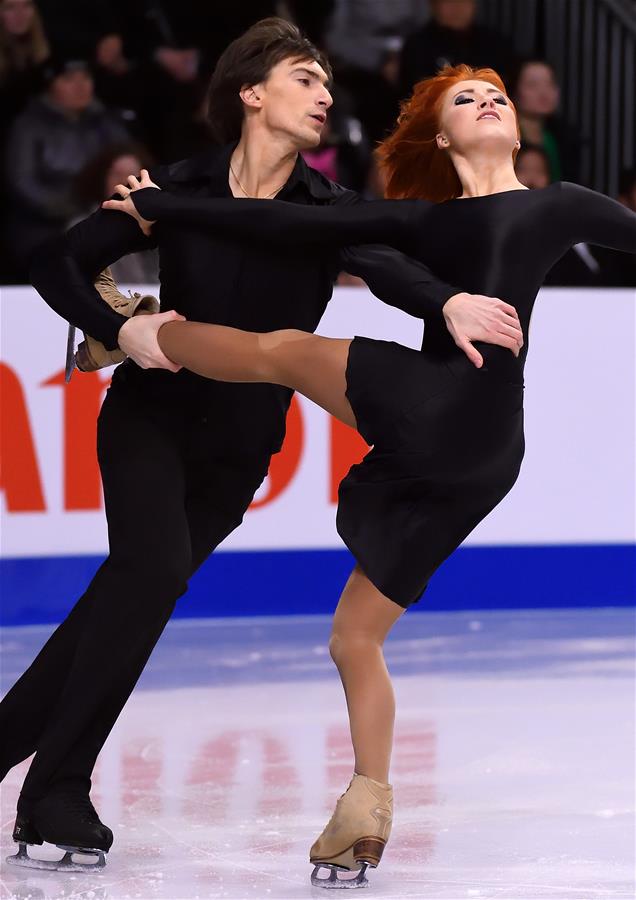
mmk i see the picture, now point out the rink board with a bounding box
[1,544,635,626]
[1,285,634,624]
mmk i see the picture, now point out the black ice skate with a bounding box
[7,789,113,872]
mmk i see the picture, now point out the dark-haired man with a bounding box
[2,17,523,868]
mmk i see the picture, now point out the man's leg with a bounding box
[0,580,100,780]
[8,387,192,814]
[54,447,271,790]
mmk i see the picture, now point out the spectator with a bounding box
[4,56,129,270]
[514,144,552,190]
[33,1,143,133]
[509,58,582,184]
[326,0,427,74]
[116,2,275,152]
[324,1,428,143]
[399,0,516,99]
[92,30,145,128]
[72,141,158,283]
[0,0,49,126]
[129,1,211,161]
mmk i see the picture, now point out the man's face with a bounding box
[243,57,333,150]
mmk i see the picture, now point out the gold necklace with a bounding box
[229,163,286,199]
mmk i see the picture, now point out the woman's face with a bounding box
[437,79,519,158]
[105,155,142,197]
[0,0,35,36]
[514,62,559,117]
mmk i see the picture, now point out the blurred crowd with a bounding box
[1,0,634,286]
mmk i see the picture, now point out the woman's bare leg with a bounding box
[330,566,406,784]
[158,321,356,428]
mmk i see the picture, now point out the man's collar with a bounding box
[169,141,336,201]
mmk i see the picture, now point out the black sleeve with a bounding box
[331,190,460,320]
[30,175,163,351]
[133,187,420,250]
[559,182,636,252]
[339,243,460,321]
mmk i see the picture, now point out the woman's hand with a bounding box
[101,168,159,235]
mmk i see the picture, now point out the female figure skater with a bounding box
[105,65,636,889]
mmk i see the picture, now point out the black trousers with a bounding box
[0,381,270,807]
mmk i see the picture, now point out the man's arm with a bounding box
[30,208,157,350]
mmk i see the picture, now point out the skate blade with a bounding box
[311,862,370,889]
[6,841,106,872]
[65,325,76,382]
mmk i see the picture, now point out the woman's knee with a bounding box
[328,631,383,667]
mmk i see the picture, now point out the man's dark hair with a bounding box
[206,17,332,145]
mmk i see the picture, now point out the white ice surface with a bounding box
[1,609,634,899]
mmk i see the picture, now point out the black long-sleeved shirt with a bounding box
[31,142,460,456]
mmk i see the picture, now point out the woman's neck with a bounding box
[451,151,527,198]
[229,133,298,199]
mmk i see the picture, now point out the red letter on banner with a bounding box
[0,363,46,511]
[43,370,109,510]
[250,395,304,509]
[329,417,369,503]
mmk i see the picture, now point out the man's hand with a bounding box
[118,310,185,372]
[102,169,159,235]
[443,293,524,368]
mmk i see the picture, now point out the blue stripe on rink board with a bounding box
[1,545,634,627]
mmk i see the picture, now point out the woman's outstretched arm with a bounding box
[130,187,419,250]
[559,183,636,252]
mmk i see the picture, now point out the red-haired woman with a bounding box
[105,64,635,888]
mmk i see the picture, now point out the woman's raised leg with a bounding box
[158,321,356,428]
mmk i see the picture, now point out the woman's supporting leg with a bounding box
[329,566,405,784]
[158,321,356,428]
[158,322,403,782]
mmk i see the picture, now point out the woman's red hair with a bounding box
[377,64,520,202]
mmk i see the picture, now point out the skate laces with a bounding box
[321,781,353,831]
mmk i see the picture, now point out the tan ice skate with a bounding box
[66,268,159,380]
[310,773,393,889]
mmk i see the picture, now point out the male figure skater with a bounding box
[1,17,523,869]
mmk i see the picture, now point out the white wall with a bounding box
[1,285,634,559]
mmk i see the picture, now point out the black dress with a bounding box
[133,182,636,608]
